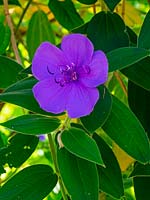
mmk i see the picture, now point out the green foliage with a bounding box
[57,148,99,200]
[0,164,57,200]
[103,96,150,163]
[0,1,150,199]
[87,11,129,52]
[0,114,60,135]
[61,127,104,165]
[27,10,55,60]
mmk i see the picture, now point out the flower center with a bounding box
[47,63,90,87]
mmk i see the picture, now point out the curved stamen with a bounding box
[47,66,54,75]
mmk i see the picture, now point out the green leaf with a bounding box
[0,0,21,6]
[0,134,38,172]
[107,47,149,72]
[128,81,150,138]
[77,0,97,4]
[93,134,124,199]
[0,114,60,135]
[134,177,150,200]
[0,77,60,116]
[61,127,104,166]
[0,56,24,89]
[0,23,10,54]
[126,26,137,46]
[57,148,99,200]
[48,0,84,30]
[0,164,57,200]
[87,11,129,52]
[130,162,150,177]
[102,96,150,163]
[104,0,121,11]
[122,57,150,91]
[138,10,150,49]
[81,86,112,133]
[27,10,55,60]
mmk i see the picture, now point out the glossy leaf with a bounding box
[93,134,124,199]
[27,10,55,60]
[126,26,137,46]
[138,10,150,49]
[122,57,150,91]
[87,11,129,52]
[0,23,10,54]
[104,0,121,11]
[0,56,24,89]
[102,96,150,163]
[134,177,150,200]
[0,114,60,135]
[77,0,97,4]
[128,81,150,138]
[107,47,149,72]
[48,0,83,30]
[130,162,150,177]
[0,77,60,116]
[57,148,99,200]
[81,86,112,133]
[0,134,38,173]
[0,164,57,200]
[61,127,104,166]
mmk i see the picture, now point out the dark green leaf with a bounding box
[126,26,137,46]
[134,177,150,200]
[27,10,55,60]
[20,65,32,75]
[122,57,150,91]
[138,10,150,49]
[77,0,97,4]
[57,148,99,200]
[0,134,38,171]
[104,0,121,11]
[81,86,112,133]
[0,23,10,54]
[0,0,21,6]
[87,11,129,52]
[61,127,104,166]
[0,56,24,89]
[48,0,84,30]
[0,77,61,116]
[0,114,60,135]
[71,22,89,34]
[130,162,150,177]
[0,164,57,200]
[102,96,150,163]
[93,134,124,199]
[107,47,149,72]
[128,81,150,138]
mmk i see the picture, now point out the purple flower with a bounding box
[32,34,108,118]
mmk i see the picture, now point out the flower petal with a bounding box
[61,34,94,67]
[32,42,68,81]
[66,83,99,118]
[33,78,70,114]
[80,50,108,88]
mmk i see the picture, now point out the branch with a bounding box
[3,0,21,64]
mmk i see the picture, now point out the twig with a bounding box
[93,4,96,15]
[15,0,32,33]
[114,71,128,97]
[3,0,21,64]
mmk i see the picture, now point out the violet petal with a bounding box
[61,34,94,67]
